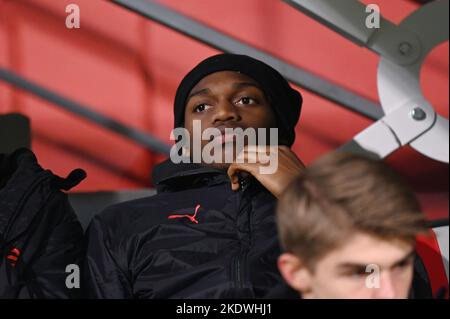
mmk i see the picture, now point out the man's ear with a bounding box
[278,253,313,294]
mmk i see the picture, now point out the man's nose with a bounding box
[373,272,397,299]
[212,100,240,124]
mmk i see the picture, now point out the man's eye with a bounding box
[236,97,256,105]
[194,104,210,113]
[394,259,413,270]
[345,269,367,278]
[351,273,366,278]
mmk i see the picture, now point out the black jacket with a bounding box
[83,159,284,298]
[0,148,85,298]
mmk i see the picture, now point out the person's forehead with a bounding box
[319,232,414,268]
[189,71,260,93]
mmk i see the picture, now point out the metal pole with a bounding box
[0,67,171,155]
[111,0,384,121]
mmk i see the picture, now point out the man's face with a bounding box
[281,232,415,299]
[183,71,277,169]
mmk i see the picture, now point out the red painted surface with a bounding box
[0,0,448,220]
[416,232,449,298]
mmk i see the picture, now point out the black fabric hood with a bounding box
[0,148,86,299]
[0,148,86,194]
[0,148,85,241]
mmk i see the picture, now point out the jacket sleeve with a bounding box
[25,193,84,299]
[0,192,85,299]
[82,213,133,299]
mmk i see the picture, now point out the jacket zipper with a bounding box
[233,177,251,290]
[234,257,242,288]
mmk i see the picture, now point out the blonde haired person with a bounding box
[276,152,430,299]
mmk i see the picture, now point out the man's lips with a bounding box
[210,126,241,145]
[213,133,236,145]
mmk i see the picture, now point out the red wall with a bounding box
[0,0,448,219]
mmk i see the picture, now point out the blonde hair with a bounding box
[276,152,427,269]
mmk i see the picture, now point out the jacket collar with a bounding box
[152,159,230,193]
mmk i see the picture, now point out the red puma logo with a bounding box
[6,247,20,268]
[168,204,201,224]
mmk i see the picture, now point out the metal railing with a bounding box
[0,68,171,155]
[112,0,384,121]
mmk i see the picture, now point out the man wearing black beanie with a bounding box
[83,54,305,298]
[173,54,302,147]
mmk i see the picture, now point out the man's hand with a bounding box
[227,145,305,199]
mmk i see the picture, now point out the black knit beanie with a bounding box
[173,54,303,146]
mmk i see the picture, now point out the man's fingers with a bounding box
[227,165,239,182]
[231,182,240,191]
[227,164,240,191]
[241,145,279,155]
[228,161,258,178]
[244,145,304,167]
[236,150,259,163]
[228,161,260,191]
